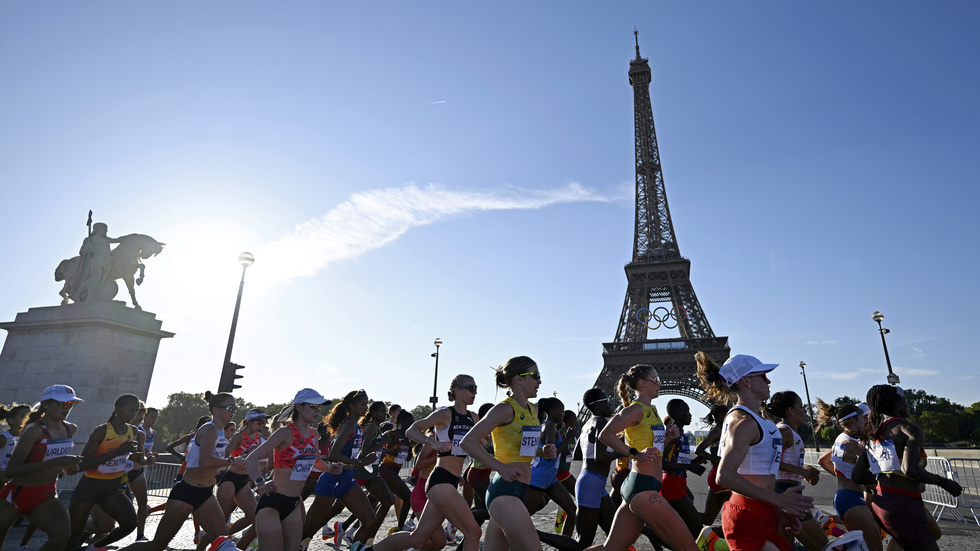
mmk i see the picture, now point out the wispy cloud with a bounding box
[911,347,925,358]
[956,375,977,381]
[429,100,447,105]
[805,340,839,345]
[824,372,861,381]
[252,183,607,290]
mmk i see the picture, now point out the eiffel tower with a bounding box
[593,33,730,405]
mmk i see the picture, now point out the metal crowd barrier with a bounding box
[923,456,965,523]
[947,458,980,526]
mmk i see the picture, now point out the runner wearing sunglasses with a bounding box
[461,357,552,551]
[120,391,240,551]
[302,390,379,546]
[247,389,334,551]
[0,385,83,551]
[363,374,482,551]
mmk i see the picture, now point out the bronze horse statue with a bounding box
[55,234,165,310]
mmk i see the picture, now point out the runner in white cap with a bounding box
[697,353,813,551]
[0,385,84,551]
[247,389,335,551]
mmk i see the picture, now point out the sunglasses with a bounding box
[303,403,321,410]
[519,371,541,381]
[59,401,76,409]
[138,408,147,413]
[460,384,478,393]
[352,389,367,399]
[221,404,238,412]
[646,376,662,385]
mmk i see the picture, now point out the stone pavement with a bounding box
[3,464,978,551]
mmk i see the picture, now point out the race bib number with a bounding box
[769,436,783,476]
[43,438,73,461]
[290,454,316,481]
[395,449,409,465]
[98,456,130,474]
[520,426,541,457]
[651,424,666,453]
[866,440,901,474]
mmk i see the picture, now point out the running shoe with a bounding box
[404,518,416,532]
[322,523,335,540]
[555,510,566,533]
[696,526,720,551]
[333,521,343,546]
[387,527,400,536]
[350,543,367,551]
[194,530,206,545]
[300,537,311,551]
[208,535,236,551]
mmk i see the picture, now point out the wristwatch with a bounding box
[629,447,639,459]
[254,477,264,485]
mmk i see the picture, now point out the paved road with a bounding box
[3,462,977,551]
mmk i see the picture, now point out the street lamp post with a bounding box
[872,311,900,385]
[219,252,254,392]
[798,361,819,452]
[429,338,442,410]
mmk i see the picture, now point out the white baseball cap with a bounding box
[39,385,85,403]
[244,409,270,421]
[719,355,778,386]
[293,388,331,406]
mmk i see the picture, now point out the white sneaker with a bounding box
[404,519,416,532]
[322,524,335,538]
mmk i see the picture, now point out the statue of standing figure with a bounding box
[55,213,165,310]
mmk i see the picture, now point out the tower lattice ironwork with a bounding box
[593,34,730,405]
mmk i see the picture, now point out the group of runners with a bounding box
[0,353,963,551]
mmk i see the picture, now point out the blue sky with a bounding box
[2,2,978,428]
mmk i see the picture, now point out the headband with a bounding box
[839,411,858,422]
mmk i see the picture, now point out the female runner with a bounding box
[363,374,482,551]
[0,404,36,551]
[590,365,697,551]
[460,356,553,551]
[130,404,159,541]
[854,385,961,551]
[696,353,812,551]
[0,385,83,551]
[575,388,621,547]
[246,389,334,551]
[764,391,826,551]
[120,391,240,551]
[525,397,576,536]
[0,404,31,482]
[347,401,396,542]
[66,393,142,550]
[660,399,707,538]
[815,399,881,551]
[694,403,731,526]
[378,410,415,531]
[216,409,269,539]
[301,390,379,545]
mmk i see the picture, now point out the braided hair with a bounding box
[865,384,904,443]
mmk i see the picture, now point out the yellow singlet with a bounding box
[623,401,665,453]
[85,423,136,480]
[491,397,540,464]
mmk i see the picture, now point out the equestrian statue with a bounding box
[55,212,165,310]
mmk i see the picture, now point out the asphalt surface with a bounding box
[3,462,977,551]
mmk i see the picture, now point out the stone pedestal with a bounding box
[0,302,174,444]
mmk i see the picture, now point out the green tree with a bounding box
[411,404,433,421]
[154,392,255,452]
[919,411,959,443]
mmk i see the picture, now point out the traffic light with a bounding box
[218,361,244,392]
